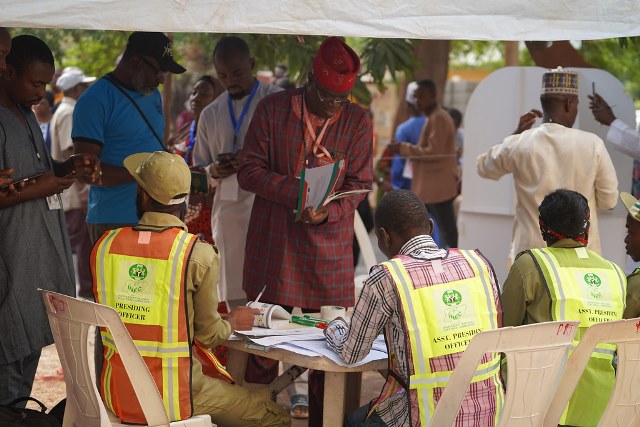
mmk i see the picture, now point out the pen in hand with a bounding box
[253,285,266,305]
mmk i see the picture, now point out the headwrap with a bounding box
[541,66,578,96]
[312,36,360,92]
[539,207,590,245]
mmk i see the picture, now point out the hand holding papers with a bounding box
[296,159,370,221]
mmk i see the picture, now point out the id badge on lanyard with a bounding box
[47,194,63,210]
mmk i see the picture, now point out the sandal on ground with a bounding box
[290,394,309,419]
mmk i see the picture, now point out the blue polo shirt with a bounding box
[392,115,426,190]
[72,75,164,224]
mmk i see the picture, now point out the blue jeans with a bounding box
[345,404,388,427]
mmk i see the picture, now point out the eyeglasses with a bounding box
[140,56,167,78]
[314,81,351,105]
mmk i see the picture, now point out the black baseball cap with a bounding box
[126,32,186,74]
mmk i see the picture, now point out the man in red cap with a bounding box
[238,36,373,425]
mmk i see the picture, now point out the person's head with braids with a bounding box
[538,189,590,246]
[375,189,434,258]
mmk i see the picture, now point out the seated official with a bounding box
[502,188,626,426]
[620,192,640,319]
[325,189,504,427]
[91,151,290,426]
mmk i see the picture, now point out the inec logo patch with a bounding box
[442,289,462,307]
[583,272,602,299]
[127,263,148,293]
[442,289,464,321]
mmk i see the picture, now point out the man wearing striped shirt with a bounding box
[325,190,504,426]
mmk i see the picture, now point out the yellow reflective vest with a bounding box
[528,246,626,426]
[92,226,197,423]
[381,249,503,426]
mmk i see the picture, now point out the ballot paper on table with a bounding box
[249,332,325,347]
[277,335,388,367]
[295,159,369,221]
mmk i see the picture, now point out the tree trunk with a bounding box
[525,41,593,68]
[504,41,519,66]
[392,40,451,136]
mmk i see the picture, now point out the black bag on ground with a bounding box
[0,397,62,426]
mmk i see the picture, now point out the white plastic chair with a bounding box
[544,317,640,427]
[354,209,377,271]
[354,209,377,299]
[430,321,579,427]
[39,289,212,427]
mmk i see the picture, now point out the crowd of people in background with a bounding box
[2,27,640,427]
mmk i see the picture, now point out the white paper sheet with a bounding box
[282,337,388,367]
[251,333,325,347]
[219,174,239,201]
[233,326,318,338]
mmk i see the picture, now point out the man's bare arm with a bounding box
[74,139,134,186]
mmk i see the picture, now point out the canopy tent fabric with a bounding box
[2,0,639,40]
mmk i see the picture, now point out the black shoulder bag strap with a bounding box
[103,74,167,152]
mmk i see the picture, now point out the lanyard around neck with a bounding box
[227,79,260,151]
[185,120,196,165]
[18,106,43,164]
[302,96,332,160]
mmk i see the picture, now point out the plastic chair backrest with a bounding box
[544,317,640,427]
[354,209,377,271]
[39,289,171,427]
[430,321,579,427]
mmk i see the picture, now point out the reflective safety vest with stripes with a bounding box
[528,247,626,426]
[92,226,197,424]
[381,249,503,427]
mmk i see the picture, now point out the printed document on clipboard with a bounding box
[295,160,369,221]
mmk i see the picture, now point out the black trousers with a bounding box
[426,197,458,248]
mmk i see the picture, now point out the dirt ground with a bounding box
[31,343,386,426]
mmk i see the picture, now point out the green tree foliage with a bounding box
[13,28,638,107]
[581,38,640,100]
[9,29,420,107]
[449,40,505,70]
[12,28,128,77]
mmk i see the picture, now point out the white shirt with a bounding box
[477,123,619,263]
[50,96,87,211]
[606,118,640,160]
[193,81,282,302]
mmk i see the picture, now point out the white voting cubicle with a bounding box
[459,67,637,283]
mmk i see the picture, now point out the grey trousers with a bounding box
[0,349,42,406]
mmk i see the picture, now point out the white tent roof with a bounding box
[3,0,639,40]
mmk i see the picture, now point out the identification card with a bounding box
[46,194,63,210]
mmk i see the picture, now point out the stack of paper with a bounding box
[232,329,388,367]
[295,160,369,221]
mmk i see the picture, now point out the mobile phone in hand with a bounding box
[0,171,44,190]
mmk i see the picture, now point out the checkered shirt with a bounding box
[325,235,503,426]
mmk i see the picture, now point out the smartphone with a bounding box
[592,82,596,98]
[0,171,44,190]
